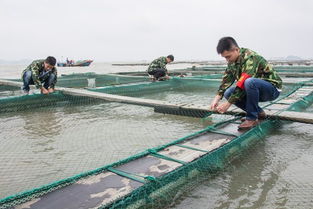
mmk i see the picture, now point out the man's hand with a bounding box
[48,88,54,93]
[216,101,232,113]
[41,87,49,94]
[210,95,222,111]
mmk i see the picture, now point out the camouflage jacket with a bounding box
[217,48,282,104]
[22,59,57,88]
[147,56,168,73]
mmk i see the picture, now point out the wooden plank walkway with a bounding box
[1,79,313,124]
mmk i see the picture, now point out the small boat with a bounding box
[57,59,93,67]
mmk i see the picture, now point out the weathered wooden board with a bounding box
[15,172,142,209]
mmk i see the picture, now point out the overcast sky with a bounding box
[0,0,312,62]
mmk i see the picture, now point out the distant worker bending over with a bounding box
[147,55,174,81]
[210,37,282,130]
[21,56,58,95]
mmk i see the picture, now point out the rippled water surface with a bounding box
[0,102,209,198]
[172,122,313,209]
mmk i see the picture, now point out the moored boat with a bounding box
[57,59,93,67]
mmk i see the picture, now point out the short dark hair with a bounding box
[45,56,57,66]
[167,55,174,61]
[216,37,239,54]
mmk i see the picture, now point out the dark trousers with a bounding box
[148,68,166,79]
[224,78,280,120]
[22,70,56,92]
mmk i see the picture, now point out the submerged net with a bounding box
[9,73,149,89]
[0,73,313,209]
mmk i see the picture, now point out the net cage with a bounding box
[0,74,312,209]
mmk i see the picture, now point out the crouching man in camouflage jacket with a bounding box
[210,37,282,130]
[21,56,57,95]
[147,55,174,81]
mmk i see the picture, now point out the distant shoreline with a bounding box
[112,60,313,66]
[1,59,312,66]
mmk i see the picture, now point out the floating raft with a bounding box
[0,79,313,124]
[0,78,313,209]
[0,119,277,209]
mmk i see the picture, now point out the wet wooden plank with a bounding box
[263,109,281,115]
[179,133,233,152]
[295,92,311,96]
[286,95,304,100]
[275,111,313,124]
[277,99,298,104]
[114,134,233,180]
[15,172,142,209]
[58,87,170,107]
[115,155,182,178]
[300,87,313,91]
[265,104,291,110]
[158,146,206,163]
[0,79,22,87]
[294,88,312,95]
[216,120,244,135]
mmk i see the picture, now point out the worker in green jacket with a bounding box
[210,37,282,130]
[147,55,174,81]
[21,56,57,95]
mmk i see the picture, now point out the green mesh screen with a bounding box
[9,73,149,88]
[0,77,312,209]
[0,85,22,98]
[170,122,313,209]
[89,77,296,107]
[189,65,313,73]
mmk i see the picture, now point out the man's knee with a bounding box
[43,73,56,88]
[245,78,268,90]
[244,78,256,89]
[224,87,236,99]
[23,71,32,81]
[49,73,56,81]
[47,74,56,86]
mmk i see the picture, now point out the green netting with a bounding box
[0,100,209,205]
[0,92,104,113]
[0,77,312,209]
[89,77,296,107]
[188,74,223,79]
[178,65,313,80]
[89,77,294,96]
[188,66,226,71]
[273,65,313,72]
[0,115,279,209]
[0,85,22,98]
[287,92,313,111]
[105,119,281,209]
[188,65,313,73]
[9,73,149,88]
[94,86,313,209]
[304,104,313,113]
[170,121,313,209]
[0,85,20,91]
